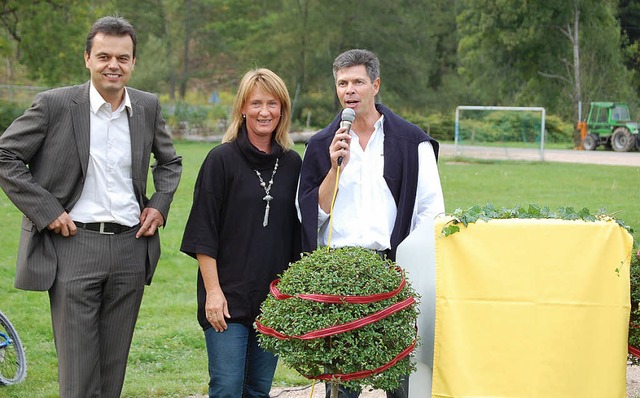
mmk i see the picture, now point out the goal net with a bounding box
[454,106,547,161]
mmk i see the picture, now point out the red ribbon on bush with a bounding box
[255,265,417,381]
[312,339,417,382]
[630,345,640,359]
[255,296,415,340]
[268,266,408,304]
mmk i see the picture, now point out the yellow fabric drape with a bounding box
[432,218,633,398]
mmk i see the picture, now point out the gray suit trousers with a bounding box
[48,227,147,398]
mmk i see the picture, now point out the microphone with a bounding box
[337,108,355,166]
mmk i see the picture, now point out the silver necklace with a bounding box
[254,158,279,227]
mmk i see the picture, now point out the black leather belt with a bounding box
[74,222,136,235]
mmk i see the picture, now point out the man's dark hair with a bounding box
[332,49,380,83]
[85,16,137,57]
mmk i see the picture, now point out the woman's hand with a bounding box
[205,289,230,332]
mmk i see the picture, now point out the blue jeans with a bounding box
[204,323,278,398]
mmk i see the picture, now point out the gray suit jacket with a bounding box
[0,81,182,291]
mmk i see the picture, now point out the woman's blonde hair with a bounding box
[222,68,293,150]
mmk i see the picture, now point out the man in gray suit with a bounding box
[0,16,182,397]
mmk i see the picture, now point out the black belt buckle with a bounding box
[75,221,132,235]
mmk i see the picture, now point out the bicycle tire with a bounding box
[0,310,27,385]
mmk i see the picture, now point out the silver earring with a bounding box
[242,114,246,118]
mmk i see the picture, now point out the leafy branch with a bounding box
[440,203,633,237]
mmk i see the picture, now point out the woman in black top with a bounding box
[181,68,301,398]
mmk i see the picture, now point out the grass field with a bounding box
[0,140,638,397]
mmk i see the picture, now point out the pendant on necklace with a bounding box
[254,158,279,227]
[262,195,273,227]
[263,202,271,227]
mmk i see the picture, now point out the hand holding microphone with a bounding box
[337,108,355,166]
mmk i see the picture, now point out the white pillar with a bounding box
[396,219,436,396]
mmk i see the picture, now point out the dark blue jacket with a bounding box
[298,103,438,260]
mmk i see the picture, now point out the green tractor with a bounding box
[578,102,640,152]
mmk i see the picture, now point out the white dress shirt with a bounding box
[69,83,140,227]
[317,114,445,250]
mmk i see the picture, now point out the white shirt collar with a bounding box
[374,113,385,131]
[89,81,132,116]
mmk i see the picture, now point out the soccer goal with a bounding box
[454,106,547,161]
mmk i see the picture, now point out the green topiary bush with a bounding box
[256,246,419,393]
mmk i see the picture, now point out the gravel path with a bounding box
[438,143,640,167]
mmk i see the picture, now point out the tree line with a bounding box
[1,0,639,140]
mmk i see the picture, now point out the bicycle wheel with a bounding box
[0,310,27,385]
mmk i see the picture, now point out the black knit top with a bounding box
[181,126,302,329]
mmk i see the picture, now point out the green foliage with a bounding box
[16,1,88,85]
[295,90,338,130]
[0,101,26,133]
[128,35,171,93]
[455,0,638,122]
[482,112,538,143]
[543,114,574,143]
[405,112,455,141]
[457,111,572,144]
[2,0,640,127]
[172,102,210,126]
[163,101,229,134]
[257,246,419,392]
[441,203,632,237]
